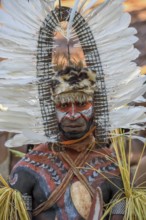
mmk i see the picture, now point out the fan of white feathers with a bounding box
[0,0,146,147]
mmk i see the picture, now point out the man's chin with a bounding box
[59,120,93,140]
[61,130,86,140]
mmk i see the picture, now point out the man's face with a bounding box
[55,101,94,139]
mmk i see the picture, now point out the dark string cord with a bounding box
[59,0,62,20]
[67,42,71,65]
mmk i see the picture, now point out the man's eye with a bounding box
[61,103,68,108]
[77,102,86,107]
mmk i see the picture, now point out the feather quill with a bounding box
[81,0,98,14]
[66,0,80,41]
[78,0,88,12]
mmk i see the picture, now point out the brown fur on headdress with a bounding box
[52,66,96,103]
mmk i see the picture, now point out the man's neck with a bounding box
[60,133,95,161]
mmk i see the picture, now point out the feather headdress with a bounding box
[0,0,146,146]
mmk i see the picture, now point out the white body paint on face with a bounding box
[56,110,66,123]
[56,103,93,123]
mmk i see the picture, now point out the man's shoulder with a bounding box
[16,143,51,160]
[12,143,57,173]
[33,143,49,152]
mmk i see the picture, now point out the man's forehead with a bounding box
[55,101,93,106]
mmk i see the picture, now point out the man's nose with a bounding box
[70,104,75,116]
[67,104,76,118]
[66,104,80,120]
[66,112,80,120]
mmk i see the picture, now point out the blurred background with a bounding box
[125,0,146,74]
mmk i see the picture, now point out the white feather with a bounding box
[82,0,112,20]
[94,20,135,43]
[0,10,33,34]
[109,106,146,130]
[5,132,57,148]
[1,0,45,28]
[86,0,124,25]
[108,83,146,109]
[23,0,48,21]
[82,0,98,13]
[0,59,36,77]
[78,0,88,12]
[66,0,80,41]
[134,95,146,103]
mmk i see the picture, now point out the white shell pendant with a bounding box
[70,181,92,219]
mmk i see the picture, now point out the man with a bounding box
[0,0,146,219]
[9,66,125,220]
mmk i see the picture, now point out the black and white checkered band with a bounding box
[22,194,32,211]
[111,200,126,215]
[37,6,109,143]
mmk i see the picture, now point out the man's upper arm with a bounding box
[9,167,35,219]
[110,177,125,219]
[9,167,35,194]
[100,177,125,219]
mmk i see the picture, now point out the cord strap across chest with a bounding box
[33,142,95,216]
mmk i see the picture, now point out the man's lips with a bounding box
[64,125,83,128]
[62,123,85,127]
[62,126,86,133]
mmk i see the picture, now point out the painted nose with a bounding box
[66,112,80,120]
[66,104,80,120]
